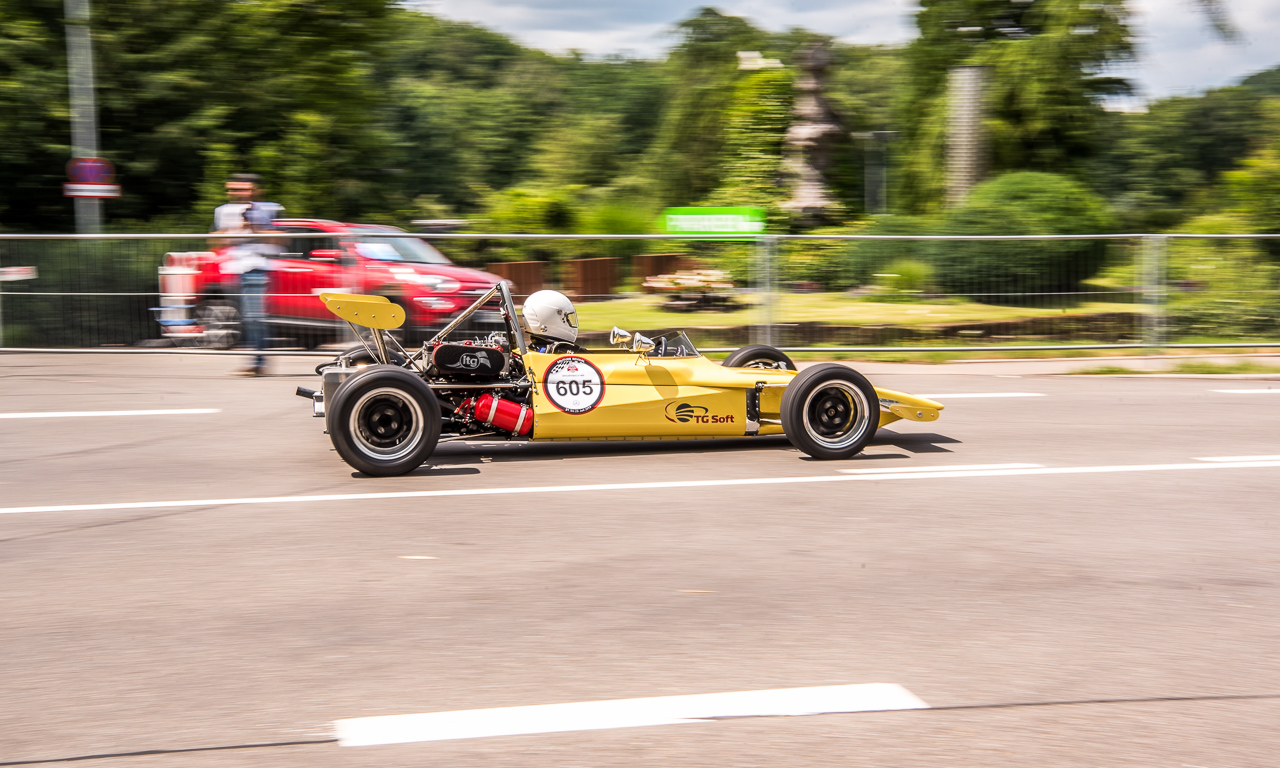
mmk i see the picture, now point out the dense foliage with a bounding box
[930,172,1114,295]
[1,0,1279,273]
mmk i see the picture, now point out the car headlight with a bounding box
[402,274,461,293]
[413,296,456,311]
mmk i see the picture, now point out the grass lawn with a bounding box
[575,291,1143,333]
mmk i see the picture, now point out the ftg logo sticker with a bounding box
[544,356,605,414]
[446,349,492,371]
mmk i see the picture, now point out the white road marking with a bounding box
[840,463,1040,474]
[0,408,220,420]
[1212,389,1280,394]
[4,460,1280,516]
[1196,455,1280,462]
[916,392,1045,399]
[334,683,929,747]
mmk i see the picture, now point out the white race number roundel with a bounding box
[543,356,605,414]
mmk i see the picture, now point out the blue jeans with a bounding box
[239,269,269,369]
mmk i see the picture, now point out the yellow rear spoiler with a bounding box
[319,293,405,330]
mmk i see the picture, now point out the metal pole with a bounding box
[751,236,760,346]
[761,236,777,347]
[868,135,886,214]
[64,0,102,234]
[1142,235,1167,350]
[880,136,890,213]
[1156,235,1167,349]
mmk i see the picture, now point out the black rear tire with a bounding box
[327,365,441,476]
[721,344,796,371]
[315,343,408,375]
[780,363,879,460]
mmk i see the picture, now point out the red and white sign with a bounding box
[63,183,121,198]
[64,157,120,198]
[0,266,38,282]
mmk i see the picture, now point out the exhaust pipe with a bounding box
[296,386,324,417]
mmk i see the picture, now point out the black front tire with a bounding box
[780,363,879,460]
[721,344,796,371]
[327,365,441,476]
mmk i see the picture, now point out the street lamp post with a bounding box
[851,131,898,214]
[64,0,102,234]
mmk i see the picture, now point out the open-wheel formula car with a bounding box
[296,283,944,476]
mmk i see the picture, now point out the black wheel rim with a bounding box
[350,387,424,461]
[801,382,871,448]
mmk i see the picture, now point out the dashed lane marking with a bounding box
[1211,389,1280,394]
[916,392,1045,399]
[3,460,1280,516]
[836,461,1280,481]
[0,408,220,419]
[334,683,929,747]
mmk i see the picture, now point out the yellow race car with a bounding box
[297,284,943,476]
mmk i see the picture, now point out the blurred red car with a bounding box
[159,219,508,347]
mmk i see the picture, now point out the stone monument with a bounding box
[780,42,845,226]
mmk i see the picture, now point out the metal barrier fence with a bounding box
[1,231,1278,354]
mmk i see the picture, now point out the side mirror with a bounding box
[609,326,632,347]
[310,249,342,263]
[631,333,655,354]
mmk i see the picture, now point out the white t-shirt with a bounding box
[212,203,250,233]
[213,203,277,274]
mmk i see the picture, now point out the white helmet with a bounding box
[521,290,579,343]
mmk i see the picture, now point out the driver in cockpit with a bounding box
[521,290,589,354]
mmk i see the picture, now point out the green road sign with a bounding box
[662,207,766,236]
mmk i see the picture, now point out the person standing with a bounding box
[212,174,283,376]
[212,174,253,237]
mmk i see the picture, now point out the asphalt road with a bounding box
[2,352,1279,767]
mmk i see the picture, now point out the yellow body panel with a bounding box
[319,293,405,330]
[524,351,782,439]
[874,388,944,427]
[522,353,942,441]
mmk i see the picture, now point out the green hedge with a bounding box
[931,172,1115,297]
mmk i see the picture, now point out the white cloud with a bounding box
[1128,0,1280,97]
[418,0,1280,99]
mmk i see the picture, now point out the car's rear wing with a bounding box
[319,281,526,369]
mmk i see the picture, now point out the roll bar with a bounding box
[426,281,528,355]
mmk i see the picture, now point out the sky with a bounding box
[411,0,1280,104]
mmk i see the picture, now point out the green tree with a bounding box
[1091,86,1267,230]
[557,53,668,161]
[0,0,395,231]
[0,0,85,230]
[530,113,626,188]
[646,7,766,206]
[702,67,794,213]
[900,0,1135,212]
[1241,64,1280,97]
[1224,100,1280,257]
